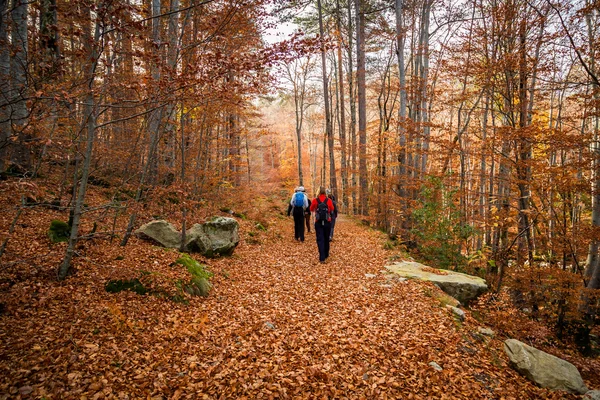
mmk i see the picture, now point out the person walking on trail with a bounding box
[302,187,312,233]
[287,186,309,242]
[310,186,335,263]
[326,189,338,242]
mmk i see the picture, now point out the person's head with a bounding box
[319,186,326,195]
[298,186,305,193]
[326,188,331,196]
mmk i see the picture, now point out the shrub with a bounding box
[175,254,213,297]
[410,177,474,270]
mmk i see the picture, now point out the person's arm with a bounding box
[309,198,317,212]
[327,198,335,213]
[287,203,292,216]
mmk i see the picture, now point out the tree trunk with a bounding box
[418,0,432,176]
[58,4,102,280]
[146,0,162,184]
[516,15,534,266]
[355,0,368,215]
[317,0,336,195]
[347,0,357,214]
[395,0,407,204]
[584,4,600,287]
[336,0,347,208]
[10,0,30,172]
[0,0,9,170]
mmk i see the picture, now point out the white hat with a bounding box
[298,186,305,192]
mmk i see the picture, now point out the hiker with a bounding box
[303,187,311,233]
[287,186,309,242]
[310,186,335,262]
[326,189,338,242]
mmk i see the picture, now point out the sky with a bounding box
[263,20,298,44]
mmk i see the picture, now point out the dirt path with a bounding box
[183,216,562,399]
[0,213,572,399]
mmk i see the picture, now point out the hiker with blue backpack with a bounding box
[309,186,335,263]
[287,186,309,242]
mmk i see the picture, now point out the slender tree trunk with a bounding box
[419,0,432,176]
[347,0,357,214]
[336,0,347,209]
[146,0,162,184]
[478,95,490,250]
[0,0,10,170]
[10,0,30,171]
[355,0,368,215]
[59,4,102,280]
[180,108,187,252]
[584,5,600,287]
[395,0,407,204]
[317,0,336,195]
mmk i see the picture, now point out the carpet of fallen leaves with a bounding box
[0,178,598,399]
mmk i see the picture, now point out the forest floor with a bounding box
[1,178,599,399]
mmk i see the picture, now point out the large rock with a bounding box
[203,217,240,255]
[135,220,181,248]
[385,261,487,304]
[184,217,239,257]
[504,339,588,394]
[136,217,239,257]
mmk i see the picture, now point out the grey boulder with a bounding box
[135,220,181,248]
[585,390,600,400]
[136,217,240,257]
[385,261,487,304]
[504,339,588,394]
[184,217,239,257]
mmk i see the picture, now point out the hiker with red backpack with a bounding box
[287,186,309,242]
[309,186,335,263]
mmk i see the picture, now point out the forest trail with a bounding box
[0,210,576,399]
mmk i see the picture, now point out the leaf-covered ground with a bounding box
[0,183,597,399]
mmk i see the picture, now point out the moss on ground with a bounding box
[175,254,213,297]
[48,220,70,243]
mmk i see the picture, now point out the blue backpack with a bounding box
[293,192,305,207]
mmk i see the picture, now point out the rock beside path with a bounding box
[185,217,239,257]
[134,220,181,249]
[135,217,239,257]
[504,339,588,394]
[385,261,487,304]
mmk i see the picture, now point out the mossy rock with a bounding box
[176,254,213,297]
[48,220,70,243]
[105,278,147,295]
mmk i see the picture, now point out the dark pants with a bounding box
[305,213,311,232]
[315,221,331,262]
[330,217,336,240]
[293,207,305,241]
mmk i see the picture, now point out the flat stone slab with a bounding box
[504,339,588,394]
[385,261,487,304]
